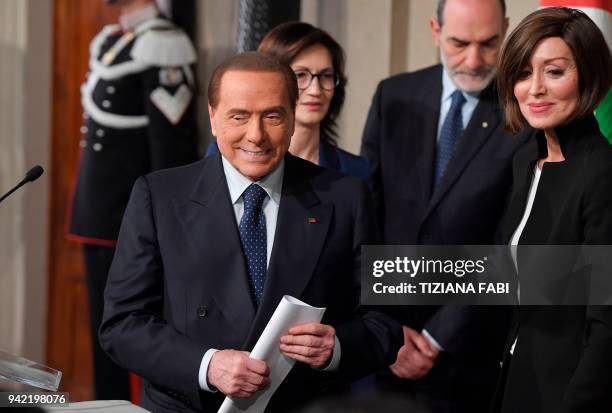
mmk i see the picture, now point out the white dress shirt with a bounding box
[510,165,542,271]
[508,165,542,355]
[436,69,480,142]
[198,156,340,392]
[222,155,284,266]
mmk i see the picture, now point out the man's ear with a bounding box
[501,17,510,38]
[208,104,217,137]
[429,17,442,48]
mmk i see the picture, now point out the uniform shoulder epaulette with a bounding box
[131,27,197,67]
[90,24,121,57]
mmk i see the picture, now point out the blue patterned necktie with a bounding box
[239,184,268,305]
[434,90,466,190]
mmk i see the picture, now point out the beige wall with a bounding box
[0,0,539,387]
[196,0,240,149]
[197,0,538,152]
[0,0,52,365]
[304,0,539,154]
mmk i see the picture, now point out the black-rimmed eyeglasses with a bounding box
[293,70,340,91]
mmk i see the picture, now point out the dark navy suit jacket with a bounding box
[100,153,401,412]
[360,64,533,411]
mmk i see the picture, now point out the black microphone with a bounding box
[0,165,45,204]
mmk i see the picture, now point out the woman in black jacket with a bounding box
[495,7,612,412]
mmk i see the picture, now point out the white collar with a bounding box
[221,156,284,206]
[441,67,481,104]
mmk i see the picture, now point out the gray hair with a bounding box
[436,0,506,26]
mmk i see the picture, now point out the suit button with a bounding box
[197,306,207,318]
[92,142,103,152]
[96,129,105,138]
[102,99,111,108]
[79,139,87,148]
[80,126,88,134]
[106,85,116,94]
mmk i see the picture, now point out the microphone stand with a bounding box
[0,165,44,204]
[0,166,62,391]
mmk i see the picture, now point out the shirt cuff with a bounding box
[320,336,341,372]
[422,329,444,352]
[198,348,219,392]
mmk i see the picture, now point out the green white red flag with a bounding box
[540,0,612,141]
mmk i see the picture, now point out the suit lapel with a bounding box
[242,155,332,350]
[425,88,500,216]
[181,155,256,336]
[412,66,443,202]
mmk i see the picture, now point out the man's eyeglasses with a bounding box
[293,70,340,91]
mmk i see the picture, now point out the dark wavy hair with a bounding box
[258,21,347,143]
[497,7,612,133]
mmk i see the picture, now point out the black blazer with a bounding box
[99,154,401,412]
[361,65,531,359]
[498,116,612,413]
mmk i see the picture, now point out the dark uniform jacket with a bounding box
[68,17,199,246]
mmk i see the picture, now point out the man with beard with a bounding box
[360,0,532,412]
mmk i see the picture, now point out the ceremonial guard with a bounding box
[67,0,199,400]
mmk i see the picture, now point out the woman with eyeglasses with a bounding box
[207,22,369,179]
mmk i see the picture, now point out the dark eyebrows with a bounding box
[448,34,500,45]
[543,57,572,64]
[449,37,469,45]
[225,106,288,116]
[480,34,500,45]
[291,66,334,73]
[226,108,250,116]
